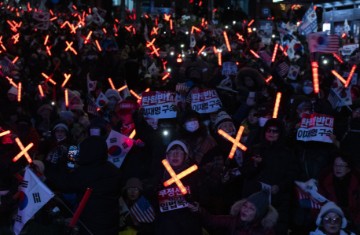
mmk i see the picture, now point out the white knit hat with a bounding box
[316,201,347,228]
[166,140,189,155]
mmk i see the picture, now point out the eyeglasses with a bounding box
[266,128,279,134]
[323,217,341,224]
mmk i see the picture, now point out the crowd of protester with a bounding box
[0,1,360,235]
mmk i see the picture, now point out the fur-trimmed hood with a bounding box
[230,199,278,229]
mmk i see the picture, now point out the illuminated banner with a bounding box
[297,113,334,143]
[141,91,177,119]
[190,89,222,114]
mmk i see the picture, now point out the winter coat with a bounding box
[340,118,360,169]
[46,136,122,235]
[318,170,360,226]
[309,228,355,235]
[200,199,278,235]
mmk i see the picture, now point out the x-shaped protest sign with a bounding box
[12,137,33,164]
[218,126,247,159]
[162,159,198,195]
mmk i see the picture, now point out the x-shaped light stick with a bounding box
[162,159,198,195]
[218,126,247,159]
[12,138,33,164]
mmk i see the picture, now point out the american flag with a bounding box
[295,186,322,209]
[307,32,340,54]
[277,61,289,77]
[130,196,155,223]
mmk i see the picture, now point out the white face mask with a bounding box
[184,120,199,132]
[303,86,313,95]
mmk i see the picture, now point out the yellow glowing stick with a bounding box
[223,31,231,52]
[217,129,247,152]
[117,85,128,92]
[38,85,44,97]
[0,130,10,137]
[84,31,93,44]
[129,130,136,139]
[331,70,346,85]
[130,89,141,100]
[95,40,102,52]
[271,43,279,63]
[162,159,188,195]
[44,34,49,45]
[345,65,357,88]
[161,72,170,80]
[12,138,33,164]
[312,62,320,94]
[228,126,245,159]
[108,77,115,89]
[61,73,71,88]
[197,45,205,55]
[250,50,260,58]
[272,92,282,118]
[12,56,19,64]
[164,165,198,186]
[265,75,273,84]
[65,89,69,108]
[17,82,21,102]
[218,52,222,66]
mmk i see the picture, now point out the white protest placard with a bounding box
[296,113,334,143]
[106,130,134,168]
[141,91,177,119]
[190,89,222,114]
[158,186,190,212]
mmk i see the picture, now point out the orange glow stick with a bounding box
[130,89,141,100]
[272,92,282,118]
[164,165,198,186]
[248,19,254,27]
[151,27,158,35]
[108,77,115,89]
[49,9,54,15]
[150,45,160,57]
[12,56,19,64]
[38,85,44,97]
[145,88,151,92]
[17,82,21,102]
[279,45,288,56]
[6,76,18,87]
[46,46,52,56]
[84,31,92,44]
[162,159,188,195]
[228,126,245,159]
[95,40,102,52]
[162,72,170,80]
[44,35,49,45]
[345,65,357,88]
[12,138,33,164]
[271,43,279,63]
[0,130,10,137]
[250,49,260,58]
[217,129,247,153]
[223,31,231,52]
[164,14,171,21]
[331,70,346,85]
[62,73,71,87]
[12,33,20,44]
[65,41,78,55]
[197,45,206,55]
[333,53,343,64]
[236,33,244,42]
[117,85,128,92]
[265,75,273,84]
[191,26,201,34]
[65,89,69,108]
[41,73,57,85]
[170,19,173,30]
[213,46,217,54]
[218,52,222,66]
[146,38,156,48]
[129,130,136,139]
[312,62,320,94]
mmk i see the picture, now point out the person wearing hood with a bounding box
[241,118,299,235]
[46,136,122,235]
[310,201,356,235]
[188,190,278,235]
